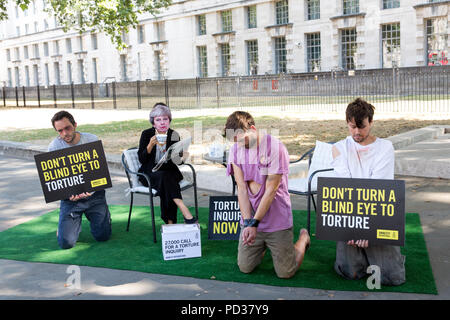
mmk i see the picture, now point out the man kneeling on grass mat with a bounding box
[225,111,310,279]
[331,98,405,286]
[49,111,112,249]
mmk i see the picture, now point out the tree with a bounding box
[0,0,172,49]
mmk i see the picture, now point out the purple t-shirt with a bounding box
[226,134,293,232]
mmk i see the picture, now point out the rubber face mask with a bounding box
[153,116,170,134]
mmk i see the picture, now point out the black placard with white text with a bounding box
[34,140,112,203]
[208,196,242,240]
[316,177,405,246]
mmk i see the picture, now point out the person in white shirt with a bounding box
[331,98,405,286]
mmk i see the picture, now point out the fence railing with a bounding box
[1,66,449,113]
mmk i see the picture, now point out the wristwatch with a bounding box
[244,218,260,228]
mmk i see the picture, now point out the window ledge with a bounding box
[212,31,236,36]
[265,23,293,29]
[330,12,366,21]
[414,0,450,9]
[149,40,168,45]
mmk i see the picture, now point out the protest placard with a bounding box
[315,177,405,246]
[208,196,241,240]
[34,140,112,203]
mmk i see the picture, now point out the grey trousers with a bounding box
[334,241,406,286]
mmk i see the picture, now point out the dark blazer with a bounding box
[137,127,183,183]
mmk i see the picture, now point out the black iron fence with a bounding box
[1,66,449,112]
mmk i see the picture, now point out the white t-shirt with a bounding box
[331,136,394,180]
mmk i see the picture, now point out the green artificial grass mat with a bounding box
[0,206,437,294]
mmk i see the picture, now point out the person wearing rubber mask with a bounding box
[137,102,196,224]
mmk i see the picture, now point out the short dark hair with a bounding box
[51,110,76,129]
[345,98,375,128]
[224,111,256,140]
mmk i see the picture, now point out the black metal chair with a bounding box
[121,147,198,243]
[288,141,334,234]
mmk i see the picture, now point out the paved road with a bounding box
[0,154,448,300]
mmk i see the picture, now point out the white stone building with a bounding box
[0,0,449,87]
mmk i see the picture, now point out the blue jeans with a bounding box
[58,190,112,249]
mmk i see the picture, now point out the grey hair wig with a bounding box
[149,103,172,125]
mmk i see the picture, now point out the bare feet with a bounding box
[296,228,311,252]
[293,228,311,270]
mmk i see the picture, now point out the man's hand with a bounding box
[69,192,92,201]
[347,239,369,248]
[242,226,257,246]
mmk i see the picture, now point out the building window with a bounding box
[15,67,20,87]
[426,18,448,66]
[33,44,39,58]
[24,46,29,59]
[155,22,165,41]
[53,40,60,55]
[6,49,11,61]
[220,43,231,76]
[198,46,208,77]
[16,26,20,37]
[34,21,38,33]
[154,51,162,80]
[33,65,39,86]
[198,15,206,35]
[381,23,401,68]
[383,0,400,9]
[25,24,29,34]
[221,10,233,32]
[276,0,289,25]
[78,36,84,51]
[119,55,127,81]
[91,33,98,50]
[137,25,145,44]
[44,19,49,30]
[66,38,72,53]
[274,37,287,73]
[307,0,320,20]
[306,33,321,72]
[54,62,61,85]
[78,59,85,84]
[343,0,359,15]
[246,40,258,75]
[247,6,257,29]
[341,28,357,70]
[92,58,98,83]
[67,61,72,83]
[14,47,20,60]
[7,68,12,86]
[44,42,49,56]
[137,52,142,80]
[25,66,30,86]
[44,63,49,86]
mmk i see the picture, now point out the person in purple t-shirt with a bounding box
[225,111,310,278]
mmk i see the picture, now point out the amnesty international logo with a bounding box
[91,178,107,188]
